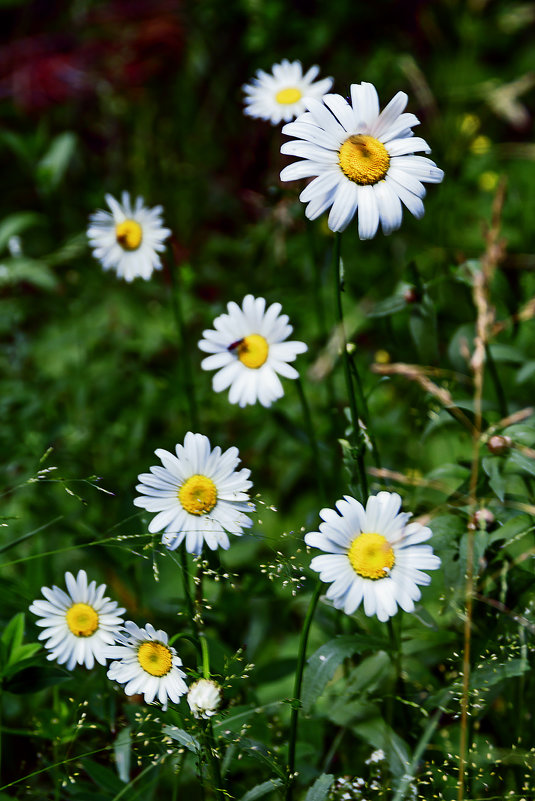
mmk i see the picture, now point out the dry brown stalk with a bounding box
[458,179,506,801]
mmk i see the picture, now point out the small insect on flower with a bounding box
[243,58,333,125]
[106,621,188,711]
[187,678,222,719]
[29,570,126,670]
[87,191,171,281]
[305,492,441,622]
[198,294,307,407]
[280,81,444,239]
[134,431,255,555]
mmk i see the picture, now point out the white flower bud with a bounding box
[187,679,222,719]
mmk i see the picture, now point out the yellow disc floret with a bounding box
[137,641,173,677]
[179,475,217,515]
[275,87,302,105]
[237,334,269,369]
[338,134,390,186]
[348,532,395,579]
[115,219,143,251]
[66,603,99,637]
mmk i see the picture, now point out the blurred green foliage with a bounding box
[1,0,535,798]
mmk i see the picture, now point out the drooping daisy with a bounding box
[87,192,171,281]
[106,621,188,710]
[29,570,126,670]
[243,59,333,125]
[134,431,254,555]
[187,678,222,719]
[280,82,444,239]
[305,492,441,622]
[198,294,307,407]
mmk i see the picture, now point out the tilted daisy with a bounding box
[198,294,307,407]
[87,191,171,281]
[134,431,254,555]
[305,492,441,622]
[29,570,126,670]
[106,621,188,711]
[243,58,333,125]
[280,82,444,239]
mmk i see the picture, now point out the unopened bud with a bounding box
[487,435,512,455]
[187,679,222,719]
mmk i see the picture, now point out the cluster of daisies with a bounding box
[29,59,444,714]
[29,568,221,717]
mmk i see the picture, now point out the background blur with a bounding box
[2,0,535,798]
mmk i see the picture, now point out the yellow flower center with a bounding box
[179,474,217,515]
[115,219,143,251]
[348,532,395,579]
[275,87,302,105]
[338,134,390,186]
[236,334,269,369]
[137,641,173,677]
[65,603,99,637]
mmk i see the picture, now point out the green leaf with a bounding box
[1,612,25,653]
[302,634,388,714]
[0,212,42,252]
[37,132,76,191]
[488,514,534,545]
[239,779,284,801]
[482,456,506,501]
[506,449,535,478]
[0,257,58,290]
[83,758,124,793]
[114,726,132,783]
[162,725,200,752]
[3,664,71,693]
[305,773,334,801]
[368,295,407,317]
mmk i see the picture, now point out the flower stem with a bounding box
[286,580,322,801]
[167,249,200,432]
[205,719,225,801]
[180,548,202,658]
[332,233,368,502]
[295,376,327,500]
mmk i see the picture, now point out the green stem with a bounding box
[205,720,225,800]
[386,615,403,729]
[332,233,368,502]
[295,376,326,500]
[485,344,508,419]
[180,548,202,657]
[168,250,199,431]
[349,353,383,474]
[286,581,323,801]
[200,636,210,680]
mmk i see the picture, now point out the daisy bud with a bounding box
[187,678,222,719]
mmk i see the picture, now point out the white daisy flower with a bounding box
[87,191,171,281]
[134,431,254,556]
[198,294,307,407]
[187,678,222,719]
[106,621,188,711]
[305,491,441,622]
[29,570,126,670]
[280,81,444,239]
[243,58,333,125]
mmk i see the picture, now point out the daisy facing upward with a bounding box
[305,491,441,622]
[106,621,188,711]
[29,570,126,670]
[199,295,307,408]
[87,191,171,282]
[134,431,255,556]
[243,59,333,125]
[280,81,444,239]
